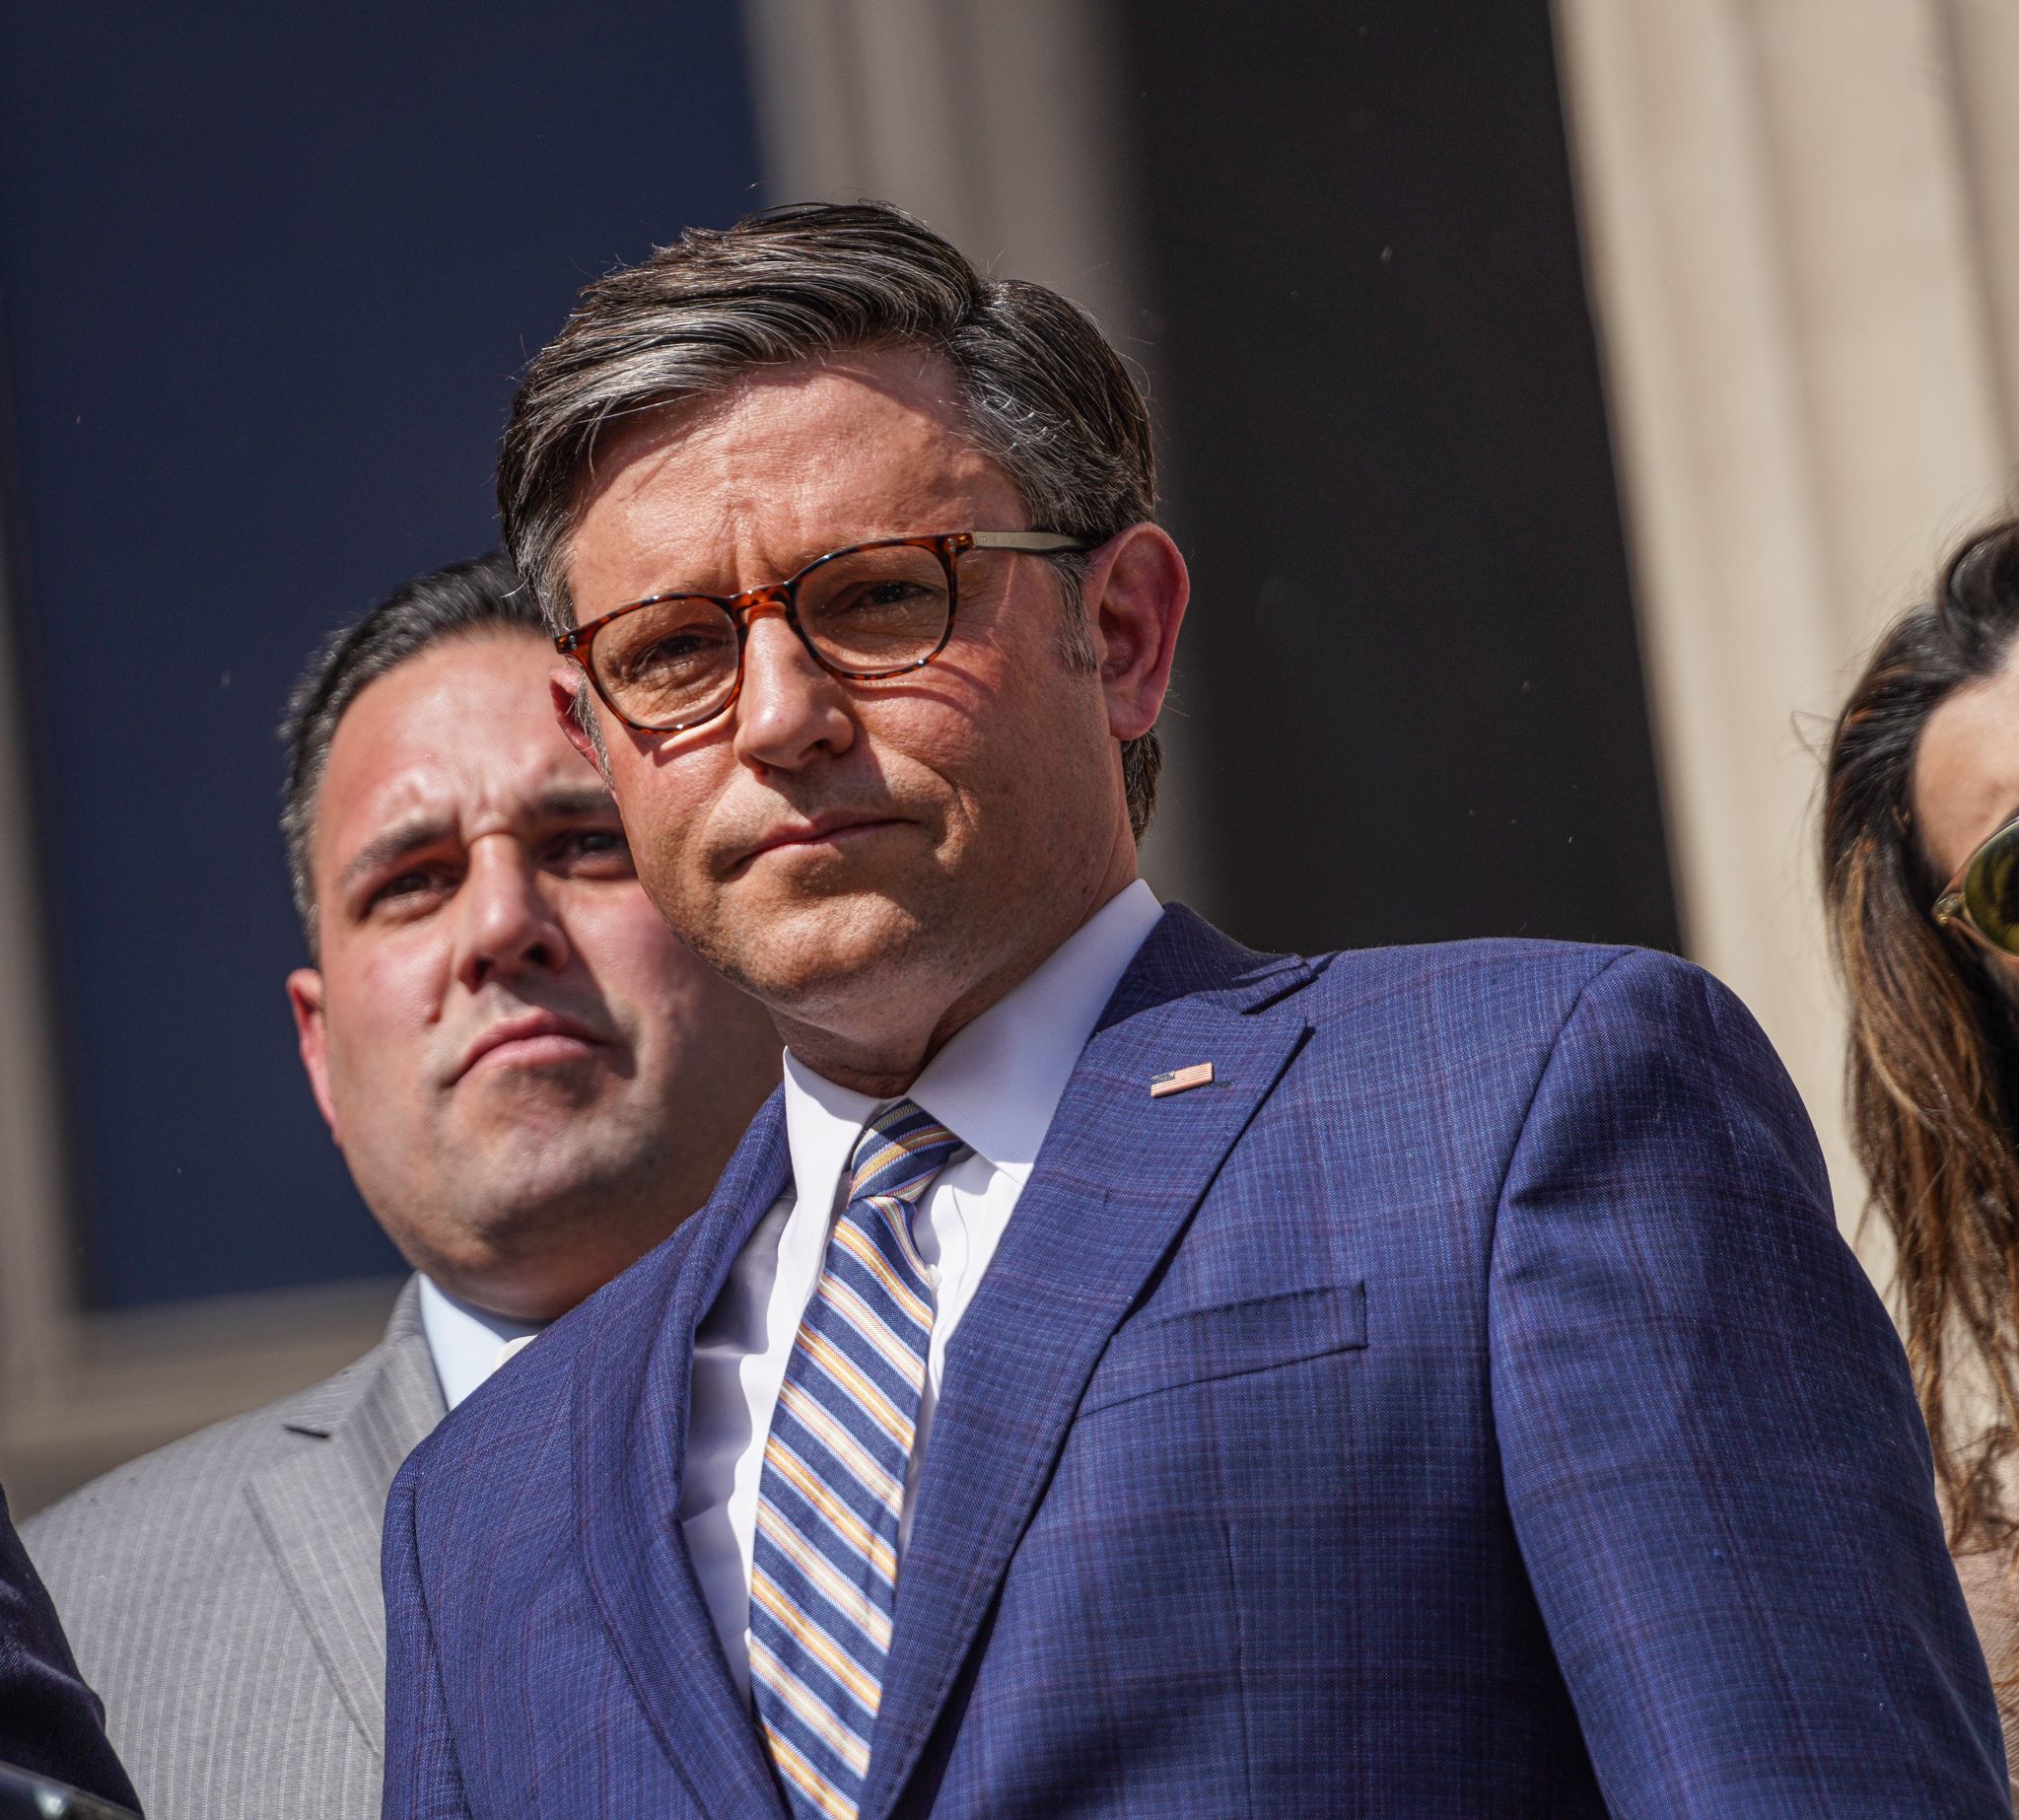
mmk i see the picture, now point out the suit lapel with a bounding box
[858,910,1315,1820]
[577,1090,795,1820]
[244,1277,444,1756]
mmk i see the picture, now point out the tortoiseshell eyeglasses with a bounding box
[553,529,1089,734]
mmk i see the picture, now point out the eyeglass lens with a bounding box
[1964,819,2019,953]
[592,543,952,729]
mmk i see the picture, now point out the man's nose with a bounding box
[730,606,855,772]
[453,840,570,991]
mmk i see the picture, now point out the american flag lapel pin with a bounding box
[1149,1061,1215,1098]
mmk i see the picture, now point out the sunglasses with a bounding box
[1934,810,2019,956]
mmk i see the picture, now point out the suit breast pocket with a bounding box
[1079,1281,1367,1416]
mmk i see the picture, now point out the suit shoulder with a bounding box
[1298,936,1667,1029]
[22,1348,381,1571]
[1288,941,1759,1096]
[1293,939,1807,1163]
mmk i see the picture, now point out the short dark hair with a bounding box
[279,551,540,953]
[497,200,1163,837]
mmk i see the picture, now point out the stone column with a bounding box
[1554,0,2016,1279]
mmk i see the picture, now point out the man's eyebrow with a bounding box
[334,788,622,900]
[536,785,622,821]
[337,815,453,899]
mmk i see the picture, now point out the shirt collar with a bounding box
[417,1275,544,1411]
[781,879,1163,1212]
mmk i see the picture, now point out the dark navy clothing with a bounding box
[1,1489,137,1811]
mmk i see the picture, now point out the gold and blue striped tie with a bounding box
[749,1099,965,1820]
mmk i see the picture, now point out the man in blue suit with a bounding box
[382,203,2009,1816]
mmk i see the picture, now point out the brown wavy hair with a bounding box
[1823,518,2019,1554]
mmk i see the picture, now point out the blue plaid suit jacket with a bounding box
[383,908,2009,1816]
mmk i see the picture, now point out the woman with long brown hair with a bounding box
[1824,517,2019,1772]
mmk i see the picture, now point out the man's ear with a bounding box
[551,665,611,780]
[286,966,341,1146]
[1087,523,1189,741]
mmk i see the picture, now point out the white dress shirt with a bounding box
[416,1275,543,1411]
[679,878,1164,1697]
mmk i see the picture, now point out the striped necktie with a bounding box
[749,1098,965,1820]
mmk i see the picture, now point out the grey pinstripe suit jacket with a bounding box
[23,1278,442,1820]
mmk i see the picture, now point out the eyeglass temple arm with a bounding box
[1934,888,2017,960]
[967,531,1092,553]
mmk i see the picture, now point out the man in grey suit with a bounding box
[24,554,780,1820]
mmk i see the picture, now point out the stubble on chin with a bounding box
[687,878,954,1025]
[445,1081,666,1227]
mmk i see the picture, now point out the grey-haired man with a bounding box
[383,206,2005,1818]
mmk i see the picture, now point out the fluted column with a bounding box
[1555,0,2016,1277]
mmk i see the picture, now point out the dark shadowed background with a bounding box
[1119,0,1673,959]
